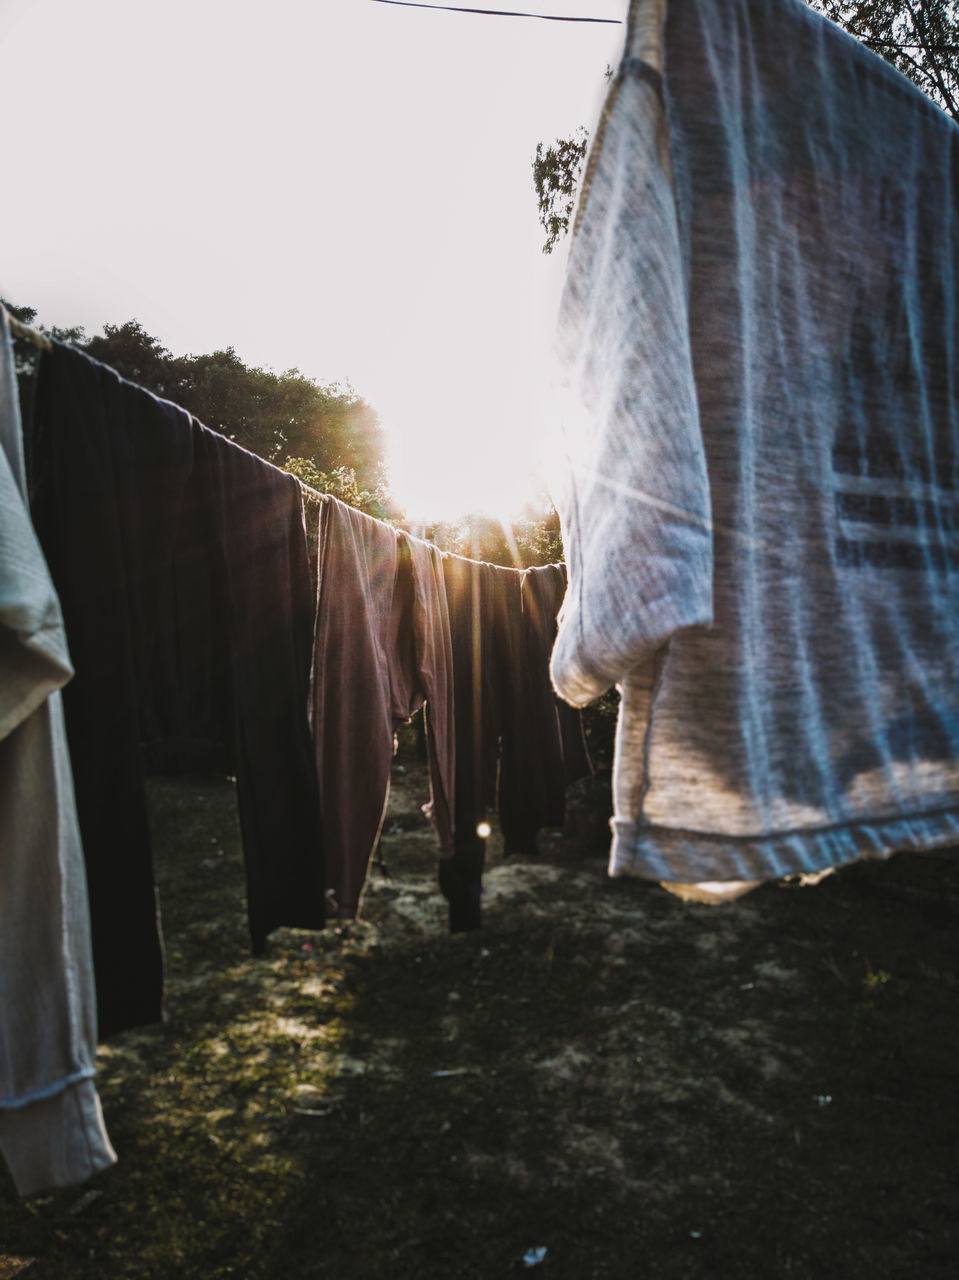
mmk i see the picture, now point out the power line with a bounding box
[371,1,622,21]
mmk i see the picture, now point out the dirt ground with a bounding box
[1,753,958,1279]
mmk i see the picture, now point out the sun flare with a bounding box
[383,385,552,527]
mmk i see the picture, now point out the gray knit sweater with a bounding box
[551,0,959,885]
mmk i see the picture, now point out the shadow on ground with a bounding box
[2,759,958,1278]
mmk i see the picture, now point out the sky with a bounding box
[1,0,626,520]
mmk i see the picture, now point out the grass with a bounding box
[2,762,958,1278]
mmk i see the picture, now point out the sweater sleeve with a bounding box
[549,33,713,708]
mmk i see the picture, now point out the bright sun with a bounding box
[382,371,552,526]
[386,427,544,525]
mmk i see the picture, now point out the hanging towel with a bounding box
[30,343,325,1035]
[0,310,116,1195]
[312,495,454,918]
[551,0,959,887]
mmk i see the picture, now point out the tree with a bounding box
[808,1,958,118]
[85,320,173,393]
[81,320,387,498]
[281,457,392,519]
[5,303,388,501]
[532,127,589,255]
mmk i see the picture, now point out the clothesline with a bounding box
[4,307,543,573]
[370,1,622,21]
[5,311,52,351]
[3,307,340,515]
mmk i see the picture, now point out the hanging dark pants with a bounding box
[31,343,324,1037]
[196,423,325,954]
[439,556,498,932]
[499,563,592,854]
[311,497,454,919]
[439,557,592,932]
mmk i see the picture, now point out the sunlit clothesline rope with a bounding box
[6,311,52,351]
[3,307,334,511]
[3,309,541,564]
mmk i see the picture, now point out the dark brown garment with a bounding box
[439,557,592,931]
[311,497,454,918]
[30,342,325,1036]
[512,562,592,834]
[437,556,496,931]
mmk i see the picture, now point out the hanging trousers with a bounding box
[311,496,454,919]
[30,343,325,1037]
[439,558,592,931]
[503,562,592,853]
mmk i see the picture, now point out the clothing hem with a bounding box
[0,1077,116,1197]
[609,806,959,884]
[1,1066,97,1111]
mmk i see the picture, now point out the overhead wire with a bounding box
[371,1,622,21]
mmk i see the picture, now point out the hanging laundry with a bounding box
[500,562,591,855]
[551,0,959,887]
[439,557,591,930]
[30,342,325,1036]
[438,555,498,931]
[311,495,454,919]
[193,422,325,952]
[0,310,116,1194]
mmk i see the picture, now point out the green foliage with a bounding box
[581,686,620,767]
[2,298,36,325]
[533,5,959,260]
[2,297,87,379]
[808,1,959,118]
[85,323,386,494]
[2,297,89,433]
[6,299,563,568]
[1,297,87,347]
[532,127,589,255]
[2,298,40,383]
[85,320,173,391]
[5,308,388,499]
[425,503,563,569]
[281,457,392,520]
